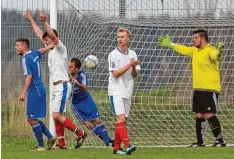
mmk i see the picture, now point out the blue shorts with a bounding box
[27,86,46,119]
[73,95,100,122]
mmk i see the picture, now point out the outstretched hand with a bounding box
[39,10,47,23]
[158,35,173,48]
[25,9,33,21]
[217,42,224,57]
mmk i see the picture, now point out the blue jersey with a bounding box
[22,49,44,88]
[72,71,89,104]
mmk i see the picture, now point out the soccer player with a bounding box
[108,28,140,155]
[68,58,114,148]
[16,38,56,151]
[158,29,226,147]
[25,9,87,149]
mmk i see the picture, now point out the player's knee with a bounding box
[53,112,63,121]
[93,118,102,125]
[84,122,93,129]
[195,113,204,118]
[116,114,126,123]
[204,113,215,119]
[27,119,38,125]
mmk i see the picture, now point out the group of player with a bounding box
[16,9,226,155]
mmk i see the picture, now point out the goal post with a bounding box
[49,0,57,137]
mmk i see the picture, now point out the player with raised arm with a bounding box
[25,9,86,149]
[69,58,114,148]
[108,28,140,155]
[16,38,56,151]
[158,29,226,147]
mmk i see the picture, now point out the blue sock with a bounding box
[93,123,111,145]
[32,122,44,147]
[38,120,53,140]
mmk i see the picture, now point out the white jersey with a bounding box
[48,40,69,82]
[108,48,140,99]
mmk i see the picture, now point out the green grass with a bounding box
[2,141,234,159]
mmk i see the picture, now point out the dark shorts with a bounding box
[192,90,219,113]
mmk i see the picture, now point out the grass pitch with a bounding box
[2,140,234,159]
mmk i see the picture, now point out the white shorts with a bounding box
[109,95,131,117]
[51,82,72,113]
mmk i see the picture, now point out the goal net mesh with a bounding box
[57,0,234,147]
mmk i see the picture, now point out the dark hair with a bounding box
[42,29,58,39]
[193,29,208,42]
[15,38,30,48]
[70,58,82,70]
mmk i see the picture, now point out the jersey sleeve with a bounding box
[33,49,42,59]
[108,53,118,71]
[173,44,194,57]
[22,57,32,75]
[56,40,66,53]
[78,72,88,86]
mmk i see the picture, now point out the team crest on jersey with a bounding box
[112,62,115,68]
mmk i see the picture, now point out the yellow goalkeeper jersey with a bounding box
[173,43,221,93]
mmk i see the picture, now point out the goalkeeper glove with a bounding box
[217,42,224,57]
[158,35,174,48]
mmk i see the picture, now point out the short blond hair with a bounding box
[117,27,130,38]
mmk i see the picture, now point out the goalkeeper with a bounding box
[158,29,226,147]
[69,58,114,148]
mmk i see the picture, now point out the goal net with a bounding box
[56,0,234,147]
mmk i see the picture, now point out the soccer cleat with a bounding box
[113,148,126,155]
[47,136,57,150]
[126,144,137,155]
[189,142,205,147]
[54,144,67,149]
[212,140,226,147]
[30,146,46,152]
[75,131,87,149]
[106,139,114,147]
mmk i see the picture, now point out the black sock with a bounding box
[196,118,206,144]
[207,116,223,142]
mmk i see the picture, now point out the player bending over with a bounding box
[69,58,114,148]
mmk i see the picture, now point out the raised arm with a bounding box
[39,10,59,45]
[158,35,194,57]
[25,9,44,43]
